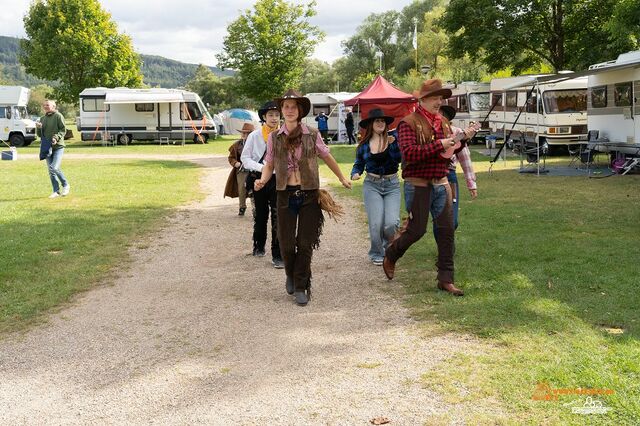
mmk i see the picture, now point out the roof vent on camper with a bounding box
[616,50,640,65]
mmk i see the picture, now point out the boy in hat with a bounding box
[241,101,283,268]
[383,79,477,296]
[224,122,255,215]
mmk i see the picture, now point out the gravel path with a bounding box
[0,156,482,425]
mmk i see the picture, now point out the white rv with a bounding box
[77,87,216,144]
[0,86,37,147]
[586,50,640,157]
[488,75,588,147]
[445,82,491,142]
[302,92,359,141]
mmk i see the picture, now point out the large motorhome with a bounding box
[488,75,588,147]
[0,86,37,147]
[586,50,640,157]
[444,82,490,141]
[77,87,216,144]
[301,92,359,142]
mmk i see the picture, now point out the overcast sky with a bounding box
[1,0,415,66]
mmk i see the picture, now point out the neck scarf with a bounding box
[417,105,443,134]
[262,124,275,142]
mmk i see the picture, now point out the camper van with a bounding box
[0,86,37,147]
[301,92,359,141]
[586,50,640,157]
[488,75,588,147]
[445,82,490,142]
[77,87,216,144]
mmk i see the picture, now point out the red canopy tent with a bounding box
[344,75,417,130]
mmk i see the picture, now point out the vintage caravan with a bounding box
[301,92,359,142]
[0,86,37,147]
[586,50,640,157]
[488,75,588,147]
[77,87,217,144]
[444,82,490,142]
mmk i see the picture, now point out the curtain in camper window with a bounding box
[543,89,587,113]
[180,102,203,120]
[469,93,489,111]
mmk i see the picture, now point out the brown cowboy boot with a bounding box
[437,281,464,296]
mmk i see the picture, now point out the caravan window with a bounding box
[0,106,7,119]
[543,89,587,113]
[591,86,607,108]
[180,102,203,120]
[82,97,109,112]
[458,96,469,112]
[13,106,28,119]
[491,93,503,110]
[135,103,154,112]
[313,105,330,116]
[505,91,518,109]
[614,82,632,107]
[526,94,543,113]
[469,93,489,111]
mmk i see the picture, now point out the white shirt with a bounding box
[240,127,269,173]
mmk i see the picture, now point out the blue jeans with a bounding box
[45,146,68,193]
[363,174,401,262]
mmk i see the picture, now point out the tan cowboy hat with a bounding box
[237,122,255,133]
[413,79,452,100]
[275,89,311,118]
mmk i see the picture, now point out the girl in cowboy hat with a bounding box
[224,122,255,216]
[255,89,351,306]
[350,108,402,266]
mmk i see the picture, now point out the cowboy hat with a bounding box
[236,122,255,133]
[413,78,452,100]
[275,89,311,118]
[359,108,394,129]
[439,105,456,121]
[258,100,279,122]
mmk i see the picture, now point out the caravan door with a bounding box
[157,102,174,136]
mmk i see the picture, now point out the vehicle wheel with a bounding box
[9,134,25,147]
[117,134,131,145]
[194,134,208,144]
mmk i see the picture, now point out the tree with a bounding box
[186,65,255,112]
[20,0,143,104]
[442,0,638,74]
[216,0,324,102]
[0,64,11,85]
[299,59,338,93]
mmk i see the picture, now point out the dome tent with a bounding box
[220,109,261,135]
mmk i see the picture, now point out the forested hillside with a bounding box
[0,35,233,88]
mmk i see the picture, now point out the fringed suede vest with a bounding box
[273,126,321,191]
[400,112,452,146]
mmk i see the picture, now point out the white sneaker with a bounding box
[48,192,60,199]
[61,185,70,196]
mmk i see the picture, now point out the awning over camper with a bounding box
[104,91,185,104]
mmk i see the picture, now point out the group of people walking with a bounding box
[225,78,479,307]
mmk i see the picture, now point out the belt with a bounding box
[405,176,448,187]
[367,172,397,179]
[286,185,304,197]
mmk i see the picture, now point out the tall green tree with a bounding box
[442,0,638,74]
[20,0,143,104]
[299,59,338,93]
[216,0,324,102]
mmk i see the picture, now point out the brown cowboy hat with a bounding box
[359,108,394,129]
[236,122,255,133]
[275,89,311,118]
[413,78,452,100]
[439,105,456,121]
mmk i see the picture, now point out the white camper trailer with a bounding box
[77,87,216,144]
[445,82,491,142]
[302,92,359,142]
[0,86,37,147]
[586,51,640,158]
[488,75,588,147]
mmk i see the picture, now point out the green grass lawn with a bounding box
[322,145,640,424]
[0,157,202,333]
[19,132,238,156]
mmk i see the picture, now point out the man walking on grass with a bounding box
[37,100,69,199]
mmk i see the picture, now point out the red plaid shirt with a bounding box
[398,106,450,180]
